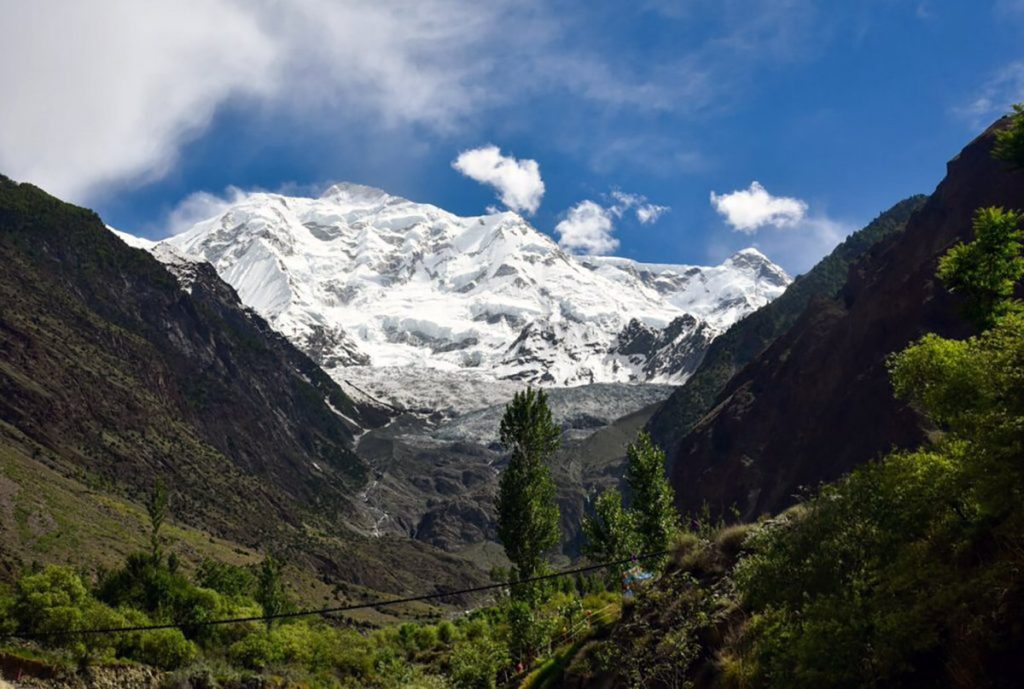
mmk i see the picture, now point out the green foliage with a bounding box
[936,206,1024,328]
[582,488,638,570]
[583,432,677,576]
[496,387,562,591]
[254,556,291,626]
[600,569,714,689]
[128,628,197,669]
[994,102,1024,168]
[98,553,224,640]
[623,431,678,561]
[505,600,552,663]
[437,620,457,645]
[722,204,1024,687]
[12,565,91,639]
[448,635,510,689]
[196,559,257,598]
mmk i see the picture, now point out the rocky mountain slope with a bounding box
[134,184,789,410]
[647,194,927,454]
[0,176,480,596]
[663,118,1023,520]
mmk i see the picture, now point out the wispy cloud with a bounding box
[609,191,670,224]
[0,0,844,204]
[452,145,545,215]
[955,60,1024,130]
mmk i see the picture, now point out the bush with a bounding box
[228,629,284,670]
[413,625,439,652]
[714,523,756,562]
[449,636,509,689]
[196,559,257,599]
[437,620,457,646]
[13,565,90,638]
[133,628,197,669]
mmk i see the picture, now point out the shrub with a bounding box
[12,565,90,638]
[196,559,257,598]
[449,636,509,689]
[133,628,197,669]
[228,630,284,670]
[714,523,756,562]
[437,620,457,646]
[413,625,439,652]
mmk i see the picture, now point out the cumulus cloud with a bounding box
[554,190,670,255]
[452,145,545,215]
[555,201,618,255]
[706,180,852,273]
[709,181,808,233]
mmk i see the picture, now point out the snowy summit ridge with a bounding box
[129,184,789,405]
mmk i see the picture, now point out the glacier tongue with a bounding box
[132,185,789,409]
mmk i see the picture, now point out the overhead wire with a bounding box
[2,550,670,641]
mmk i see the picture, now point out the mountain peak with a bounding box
[117,184,791,405]
[319,182,393,205]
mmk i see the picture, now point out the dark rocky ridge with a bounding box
[665,118,1023,520]
[0,176,480,595]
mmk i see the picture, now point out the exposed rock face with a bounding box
[665,119,1024,520]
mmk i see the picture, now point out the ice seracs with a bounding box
[118,184,790,408]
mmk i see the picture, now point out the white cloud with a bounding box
[0,0,839,204]
[0,0,539,202]
[555,201,618,255]
[710,181,808,233]
[609,191,670,224]
[706,180,852,273]
[452,145,545,215]
[0,0,276,202]
[554,190,669,255]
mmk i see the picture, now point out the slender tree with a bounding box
[582,488,638,564]
[496,387,561,595]
[255,557,288,628]
[624,431,678,561]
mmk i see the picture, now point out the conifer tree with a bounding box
[496,387,561,594]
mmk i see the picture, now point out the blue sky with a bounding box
[2,1,1023,273]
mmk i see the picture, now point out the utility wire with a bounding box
[3,551,670,641]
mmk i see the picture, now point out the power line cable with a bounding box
[2,551,670,641]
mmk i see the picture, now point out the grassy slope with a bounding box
[0,176,488,610]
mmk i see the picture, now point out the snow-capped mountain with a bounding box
[133,183,788,407]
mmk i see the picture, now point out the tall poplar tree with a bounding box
[496,387,562,594]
